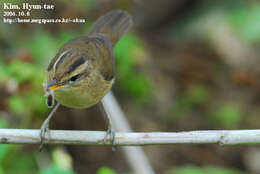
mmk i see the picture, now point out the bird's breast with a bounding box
[53,72,113,109]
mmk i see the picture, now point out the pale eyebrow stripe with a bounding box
[53,49,72,73]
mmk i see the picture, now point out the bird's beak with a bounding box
[47,79,64,91]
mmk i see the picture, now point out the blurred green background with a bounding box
[1,0,260,173]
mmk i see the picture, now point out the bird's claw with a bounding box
[104,124,116,150]
[39,122,49,151]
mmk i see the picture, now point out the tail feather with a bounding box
[88,10,133,46]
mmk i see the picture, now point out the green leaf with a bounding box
[0,145,8,163]
[5,153,37,174]
[38,163,75,174]
[52,148,73,171]
[9,90,47,116]
[209,105,242,127]
[229,4,260,42]
[0,167,5,174]
[204,166,244,174]
[0,61,9,83]
[24,92,48,116]
[119,72,151,102]
[6,60,36,83]
[186,85,211,105]
[0,118,9,163]
[0,119,8,128]
[57,31,79,47]
[170,165,245,174]
[26,30,58,66]
[9,96,27,115]
[172,96,193,116]
[171,85,211,117]
[115,34,142,56]
[97,166,117,174]
[172,166,205,174]
[75,0,97,10]
[114,33,151,101]
[115,34,140,76]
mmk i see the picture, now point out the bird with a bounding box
[40,10,133,149]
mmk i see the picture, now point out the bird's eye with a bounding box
[69,74,80,82]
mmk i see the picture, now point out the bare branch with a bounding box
[1,129,260,145]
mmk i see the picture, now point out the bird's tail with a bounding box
[88,10,133,46]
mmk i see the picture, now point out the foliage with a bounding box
[209,104,242,128]
[172,85,211,117]
[26,31,59,67]
[170,166,245,174]
[0,59,47,116]
[114,33,151,102]
[229,3,260,42]
[52,148,73,171]
[4,153,37,174]
[38,164,75,174]
[97,166,117,174]
[38,148,75,174]
[0,123,38,174]
[73,0,97,10]
[25,30,79,67]
[0,119,9,168]
[6,60,38,83]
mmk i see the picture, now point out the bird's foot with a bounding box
[104,124,116,150]
[39,121,50,151]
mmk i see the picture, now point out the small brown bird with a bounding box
[40,10,133,148]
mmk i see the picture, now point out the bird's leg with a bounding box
[39,103,60,151]
[99,101,116,146]
[104,113,115,145]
